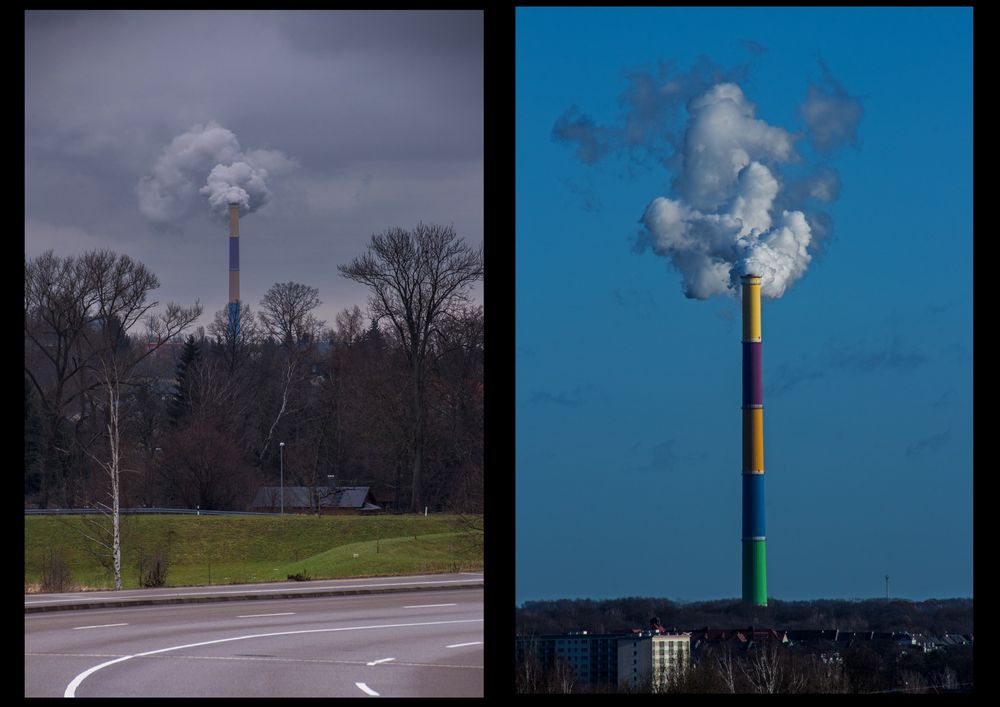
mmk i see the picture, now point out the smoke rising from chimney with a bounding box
[553,59,862,300]
[136,122,296,225]
[638,83,811,300]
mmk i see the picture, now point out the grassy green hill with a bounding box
[25,513,483,591]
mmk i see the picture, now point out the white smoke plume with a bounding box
[137,122,295,225]
[553,57,752,166]
[799,60,864,154]
[639,83,812,300]
[554,58,862,301]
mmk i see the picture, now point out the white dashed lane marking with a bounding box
[72,623,128,630]
[356,682,379,696]
[366,657,395,666]
[446,641,482,648]
[403,603,456,609]
[236,612,296,618]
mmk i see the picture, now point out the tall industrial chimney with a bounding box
[741,274,767,606]
[228,202,240,338]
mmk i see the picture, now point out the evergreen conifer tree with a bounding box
[169,335,201,424]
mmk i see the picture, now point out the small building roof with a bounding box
[786,629,839,642]
[251,485,380,511]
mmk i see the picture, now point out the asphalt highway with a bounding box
[25,587,483,697]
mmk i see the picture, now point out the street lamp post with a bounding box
[279,442,285,516]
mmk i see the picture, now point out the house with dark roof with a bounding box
[687,626,788,657]
[786,629,839,645]
[250,485,381,515]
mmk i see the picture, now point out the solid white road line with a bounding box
[64,618,483,697]
[403,603,457,609]
[446,641,482,648]
[236,612,296,618]
[72,623,128,630]
[366,657,395,666]
[355,682,379,696]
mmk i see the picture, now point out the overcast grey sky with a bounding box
[25,10,483,332]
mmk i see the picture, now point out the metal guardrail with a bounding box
[24,507,276,516]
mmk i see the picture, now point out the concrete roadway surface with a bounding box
[25,588,483,697]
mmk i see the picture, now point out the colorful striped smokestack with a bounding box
[741,274,767,606]
[228,202,240,338]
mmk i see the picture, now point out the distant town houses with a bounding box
[784,629,972,654]
[515,624,691,693]
[516,623,972,692]
[688,626,788,651]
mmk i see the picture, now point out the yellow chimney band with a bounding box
[742,276,761,343]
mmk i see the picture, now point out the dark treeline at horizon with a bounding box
[516,596,973,637]
[25,231,483,520]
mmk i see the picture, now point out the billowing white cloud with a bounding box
[136,121,296,225]
[554,60,862,301]
[640,84,812,300]
[734,209,812,299]
[673,83,796,211]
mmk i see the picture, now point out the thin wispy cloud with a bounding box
[552,106,617,165]
[528,385,595,407]
[768,360,825,398]
[768,335,927,397]
[553,56,752,167]
[714,303,738,323]
[626,439,681,475]
[926,301,957,316]
[929,391,952,408]
[611,288,656,311]
[905,431,951,460]
[799,59,865,154]
[630,439,708,475]
[828,336,926,373]
[647,440,679,473]
[560,178,603,212]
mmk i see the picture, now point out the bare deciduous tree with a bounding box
[253,282,326,465]
[25,250,110,506]
[92,298,200,590]
[432,304,483,515]
[334,304,365,348]
[259,281,325,348]
[338,223,483,513]
[739,641,783,693]
[209,302,260,373]
[515,638,545,693]
[715,643,739,693]
[27,249,200,590]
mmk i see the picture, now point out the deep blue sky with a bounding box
[515,7,972,604]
